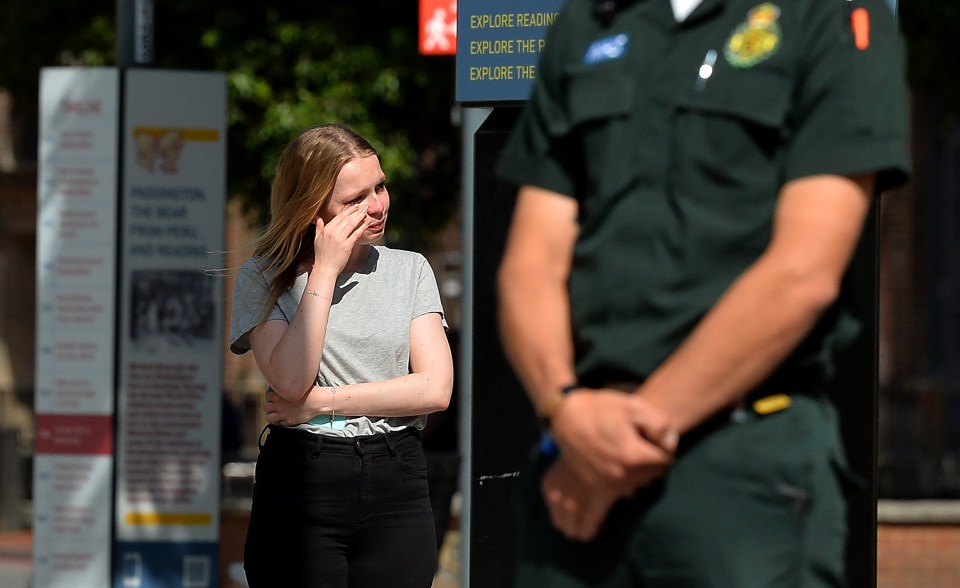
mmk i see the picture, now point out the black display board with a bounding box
[830,201,882,588]
[468,108,538,587]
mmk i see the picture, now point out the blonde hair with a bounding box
[254,124,377,315]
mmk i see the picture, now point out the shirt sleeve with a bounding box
[413,255,447,329]
[784,0,910,191]
[495,8,582,198]
[229,258,287,355]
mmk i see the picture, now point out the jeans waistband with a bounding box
[260,424,420,456]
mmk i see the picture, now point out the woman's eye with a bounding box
[375,183,386,193]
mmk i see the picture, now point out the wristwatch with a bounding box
[538,383,578,458]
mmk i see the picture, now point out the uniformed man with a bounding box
[496,0,909,585]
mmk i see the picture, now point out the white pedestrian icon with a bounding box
[423,3,457,52]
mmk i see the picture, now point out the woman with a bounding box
[229,124,453,587]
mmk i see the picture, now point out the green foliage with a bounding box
[0,0,115,122]
[0,0,459,250]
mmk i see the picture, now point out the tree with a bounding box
[0,0,460,249]
[0,0,115,160]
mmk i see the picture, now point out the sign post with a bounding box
[454,2,561,586]
[113,69,227,588]
[34,66,122,588]
[34,67,227,588]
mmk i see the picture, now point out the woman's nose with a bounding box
[366,193,385,215]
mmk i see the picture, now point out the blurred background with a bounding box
[0,0,959,586]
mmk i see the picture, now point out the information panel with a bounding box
[34,66,120,588]
[113,69,227,588]
[456,0,564,103]
[34,66,227,588]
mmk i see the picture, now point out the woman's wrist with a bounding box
[309,262,342,283]
[310,384,338,418]
[303,272,337,303]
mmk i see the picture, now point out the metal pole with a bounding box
[459,106,491,588]
[116,0,154,68]
[113,0,153,583]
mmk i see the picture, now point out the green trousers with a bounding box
[516,394,857,588]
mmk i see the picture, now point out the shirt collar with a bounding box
[670,0,705,21]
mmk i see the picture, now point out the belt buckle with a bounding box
[753,393,792,415]
[730,393,793,423]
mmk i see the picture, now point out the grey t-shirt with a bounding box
[230,245,446,437]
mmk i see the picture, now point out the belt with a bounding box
[603,380,820,419]
[683,381,823,452]
[740,379,822,415]
[535,380,820,458]
[537,381,823,457]
[259,424,420,455]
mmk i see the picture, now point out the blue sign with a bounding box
[456,0,566,104]
[115,541,218,588]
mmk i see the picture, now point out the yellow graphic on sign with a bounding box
[132,127,220,174]
[125,512,213,526]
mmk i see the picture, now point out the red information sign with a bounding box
[36,414,114,455]
[419,0,457,55]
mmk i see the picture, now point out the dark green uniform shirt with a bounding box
[497,0,909,387]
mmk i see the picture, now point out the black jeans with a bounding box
[244,425,438,588]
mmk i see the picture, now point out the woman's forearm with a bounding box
[253,269,339,400]
[300,372,452,420]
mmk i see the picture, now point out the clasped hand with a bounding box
[542,390,678,542]
[263,389,312,426]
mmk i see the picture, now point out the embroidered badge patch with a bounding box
[584,33,629,65]
[725,3,782,68]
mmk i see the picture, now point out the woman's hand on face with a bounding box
[313,204,369,275]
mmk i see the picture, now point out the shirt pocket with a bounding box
[671,67,793,209]
[566,62,638,203]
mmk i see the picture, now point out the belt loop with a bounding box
[383,432,399,458]
[257,424,270,450]
[311,433,323,459]
[730,401,750,424]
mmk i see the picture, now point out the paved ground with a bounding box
[434,530,462,588]
[0,529,31,588]
[0,529,462,588]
